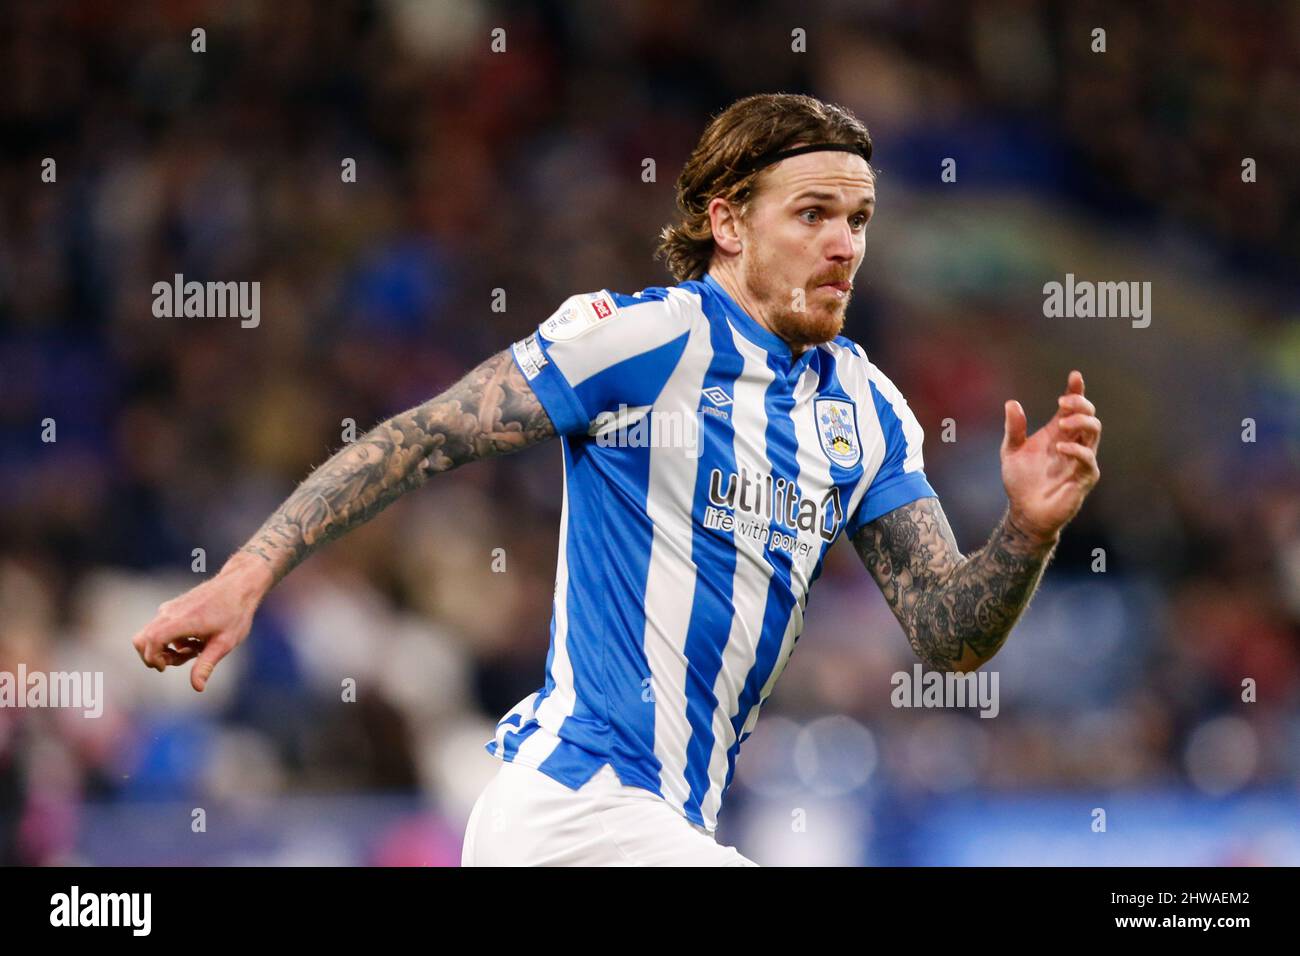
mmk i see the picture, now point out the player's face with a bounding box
[738,150,874,349]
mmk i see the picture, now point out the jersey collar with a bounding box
[702,272,819,376]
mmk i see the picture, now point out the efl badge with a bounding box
[540,290,618,341]
[816,398,861,467]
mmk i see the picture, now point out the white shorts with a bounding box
[461,759,758,866]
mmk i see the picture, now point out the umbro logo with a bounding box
[701,386,732,407]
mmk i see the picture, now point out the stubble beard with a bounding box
[742,253,848,350]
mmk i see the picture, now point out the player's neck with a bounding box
[705,266,809,358]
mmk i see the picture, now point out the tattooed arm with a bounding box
[131,347,556,691]
[852,370,1101,673]
[240,348,555,585]
[851,497,1059,672]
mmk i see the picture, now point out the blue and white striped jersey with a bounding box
[487,271,936,832]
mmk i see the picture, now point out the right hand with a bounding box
[131,552,274,692]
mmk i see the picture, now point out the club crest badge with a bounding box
[816,398,861,467]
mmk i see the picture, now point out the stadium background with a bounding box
[1,0,1297,865]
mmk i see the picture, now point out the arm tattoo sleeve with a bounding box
[851,497,1058,671]
[239,347,556,584]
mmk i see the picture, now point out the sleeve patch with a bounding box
[512,331,548,380]
[540,291,619,342]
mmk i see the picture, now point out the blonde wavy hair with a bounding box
[655,93,874,283]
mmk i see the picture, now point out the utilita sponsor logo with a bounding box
[704,466,842,551]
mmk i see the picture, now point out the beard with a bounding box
[742,253,849,349]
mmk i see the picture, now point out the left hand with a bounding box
[1000,370,1101,542]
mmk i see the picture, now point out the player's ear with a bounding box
[708,196,744,255]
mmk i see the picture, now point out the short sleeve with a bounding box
[510,289,693,437]
[844,365,937,537]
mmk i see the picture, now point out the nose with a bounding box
[825,218,855,261]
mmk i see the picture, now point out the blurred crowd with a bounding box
[0,0,1297,865]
